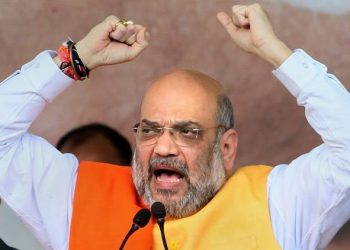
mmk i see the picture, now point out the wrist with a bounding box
[53,56,62,68]
[258,38,293,68]
[56,40,90,80]
[75,41,95,70]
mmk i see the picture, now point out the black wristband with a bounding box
[67,40,90,80]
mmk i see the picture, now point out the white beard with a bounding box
[131,140,227,219]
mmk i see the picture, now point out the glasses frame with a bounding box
[132,121,227,147]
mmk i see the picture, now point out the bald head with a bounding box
[150,69,223,93]
[141,69,231,128]
[144,69,224,103]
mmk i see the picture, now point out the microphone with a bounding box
[119,208,151,250]
[151,202,168,250]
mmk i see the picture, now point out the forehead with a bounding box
[141,71,220,125]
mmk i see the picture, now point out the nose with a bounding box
[153,129,180,157]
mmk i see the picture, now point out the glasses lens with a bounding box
[133,124,161,145]
[132,123,209,147]
[172,127,200,147]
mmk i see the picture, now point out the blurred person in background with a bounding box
[56,123,132,165]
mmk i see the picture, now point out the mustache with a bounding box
[148,156,190,180]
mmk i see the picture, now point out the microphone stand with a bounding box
[156,218,168,250]
[119,224,139,250]
[118,208,151,250]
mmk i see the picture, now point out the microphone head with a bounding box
[151,201,166,219]
[133,208,151,228]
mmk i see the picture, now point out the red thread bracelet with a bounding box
[57,40,89,81]
[57,42,80,80]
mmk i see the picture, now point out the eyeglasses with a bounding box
[132,121,227,147]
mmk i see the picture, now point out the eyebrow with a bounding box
[141,119,201,128]
[141,119,161,126]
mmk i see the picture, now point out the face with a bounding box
[131,71,228,219]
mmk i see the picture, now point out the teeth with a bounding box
[156,173,181,183]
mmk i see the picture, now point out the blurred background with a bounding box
[0,0,349,249]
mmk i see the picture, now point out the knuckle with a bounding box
[252,3,262,10]
[232,5,240,12]
[105,15,117,22]
[224,20,233,27]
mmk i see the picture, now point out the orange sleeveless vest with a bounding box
[69,162,152,249]
[69,162,280,250]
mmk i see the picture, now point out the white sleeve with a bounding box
[268,50,350,250]
[0,51,77,250]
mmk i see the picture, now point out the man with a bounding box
[56,123,132,165]
[0,3,349,250]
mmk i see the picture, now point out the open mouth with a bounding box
[152,165,186,185]
[154,169,184,183]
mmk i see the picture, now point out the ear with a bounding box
[220,128,238,175]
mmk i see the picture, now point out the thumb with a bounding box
[129,28,150,59]
[216,12,239,39]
